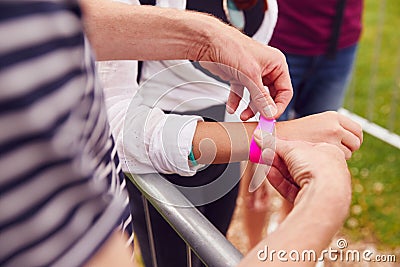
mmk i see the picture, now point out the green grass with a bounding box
[342,0,400,250]
[345,0,400,132]
[344,134,400,249]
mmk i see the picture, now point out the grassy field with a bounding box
[342,0,400,251]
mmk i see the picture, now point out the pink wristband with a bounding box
[249,116,275,164]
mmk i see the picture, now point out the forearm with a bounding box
[192,122,257,164]
[81,0,220,61]
[97,60,205,176]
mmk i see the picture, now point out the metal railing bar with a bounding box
[126,173,243,267]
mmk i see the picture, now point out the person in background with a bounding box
[270,0,363,119]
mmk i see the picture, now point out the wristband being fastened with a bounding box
[249,116,275,164]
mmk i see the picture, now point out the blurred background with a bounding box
[342,0,399,252]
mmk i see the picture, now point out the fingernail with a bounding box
[226,105,234,114]
[253,129,262,142]
[264,104,277,118]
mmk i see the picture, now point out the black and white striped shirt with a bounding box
[0,1,131,266]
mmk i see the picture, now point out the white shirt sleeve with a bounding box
[96,60,203,176]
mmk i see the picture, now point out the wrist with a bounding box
[249,117,275,164]
[273,120,292,141]
[182,11,217,61]
[185,12,241,62]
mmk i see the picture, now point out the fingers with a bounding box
[202,51,292,120]
[339,143,353,160]
[262,79,293,119]
[249,130,275,191]
[253,129,275,152]
[267,166,299,203]
[261,50,293,117]
[341,131,361,154]
[243,75,278,118]
[239,101,256,121]
[206,62,279,119]
[229,80,279,120]
[336,113,363,158]
[339,114,363,146]
[253,131,298,201]
[271,87,293,118]
[226,82,244,114]
[247,48,292,119]
[238,66,292,120]
[270,150,292,183]
[272,137,294,159]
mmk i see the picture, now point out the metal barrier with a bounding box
[126,173,243,267]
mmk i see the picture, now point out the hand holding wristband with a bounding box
[249,116,275,164]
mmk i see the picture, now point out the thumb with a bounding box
[274,139,294,162]
[246,77,277,118]
[253,129,275,150]
[254,132,291,159]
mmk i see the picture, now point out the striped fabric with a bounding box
[0,1,131,266]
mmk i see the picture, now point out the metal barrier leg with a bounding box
[186,245,193,267]
[143,194,158,267]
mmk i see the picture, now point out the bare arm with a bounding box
[80,0,293,119]
[192,111,363,165]
[81,1,213,61]
[192,121,257,164]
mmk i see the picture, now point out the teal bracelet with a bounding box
[188,148,199,167]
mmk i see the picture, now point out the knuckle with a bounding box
[252,90,270,104]
[330,125,342,137]
[345,150,352,160]
[271,47,286,60]
[318,142,343,154]
[325,110,338,118]
[356,124,363,136]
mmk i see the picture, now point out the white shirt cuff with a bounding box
[148,114,204,176]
